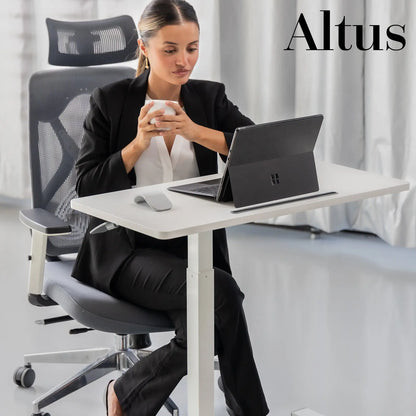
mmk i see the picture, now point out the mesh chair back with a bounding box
[29,15,138,257]
[29,66,135,256]
[46,15,138,66]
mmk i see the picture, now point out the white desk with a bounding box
[71,161,409,416]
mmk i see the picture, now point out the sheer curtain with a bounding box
[1,0,414,246]
[353,0,416,246]
[0,1,36,204]
[219,0,415,247]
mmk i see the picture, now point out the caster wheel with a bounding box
[14,364,36,388]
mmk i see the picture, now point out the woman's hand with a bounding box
[154,101,229,155]
[152,101,201,142]
[121,102,165,173]
[134,101,166,150]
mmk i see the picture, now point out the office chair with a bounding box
[13,15,179,416]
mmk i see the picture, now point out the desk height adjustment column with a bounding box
[187,231,215,416]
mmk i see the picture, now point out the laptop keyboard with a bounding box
[181,179,221,196]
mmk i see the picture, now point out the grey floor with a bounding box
[1,204,416,416]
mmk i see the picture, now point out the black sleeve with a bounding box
[75,88,132,197]
[213,83,254,154]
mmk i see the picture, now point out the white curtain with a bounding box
[0,1,34,203]
[354,0,416,246]
[1,0,414,246]
[219,0,415,247]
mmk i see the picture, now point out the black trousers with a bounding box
[110,248,269,416]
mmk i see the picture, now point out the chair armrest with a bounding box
[20,208,71,235]
[20,208,71,304]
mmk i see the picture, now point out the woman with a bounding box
[72,1,269,415]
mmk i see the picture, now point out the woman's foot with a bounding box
[106,379,124,416]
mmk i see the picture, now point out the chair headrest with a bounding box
[46,15,138,67]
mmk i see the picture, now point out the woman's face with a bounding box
[142,22,199,86]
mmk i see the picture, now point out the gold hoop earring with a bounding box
[145,56,149,69]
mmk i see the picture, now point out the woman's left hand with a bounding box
[152,101,200,141]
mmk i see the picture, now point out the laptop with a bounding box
[168,114,334,209]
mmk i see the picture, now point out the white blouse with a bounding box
[134,109,200,187]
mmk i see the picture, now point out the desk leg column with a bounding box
[187,231,214,416]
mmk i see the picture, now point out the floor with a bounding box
[1,204,416,416]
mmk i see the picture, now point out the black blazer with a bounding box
[72,69,253,293]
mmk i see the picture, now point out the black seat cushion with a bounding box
[44,260,174,334]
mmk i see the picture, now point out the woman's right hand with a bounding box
[121,102,165,173]
[134,102,165,151]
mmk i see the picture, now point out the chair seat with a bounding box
[44,260,174,334]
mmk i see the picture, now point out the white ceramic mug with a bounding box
[145,99,177,131]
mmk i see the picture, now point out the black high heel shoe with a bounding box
[104,379,114,415]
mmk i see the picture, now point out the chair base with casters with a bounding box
[15,209,179,416]
[16,333,178,416]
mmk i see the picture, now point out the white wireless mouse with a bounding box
[134,191,172,211]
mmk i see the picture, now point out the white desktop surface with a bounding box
[70,160,408,416]
[71,161,408,238]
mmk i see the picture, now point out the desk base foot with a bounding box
[292,408,326,416]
